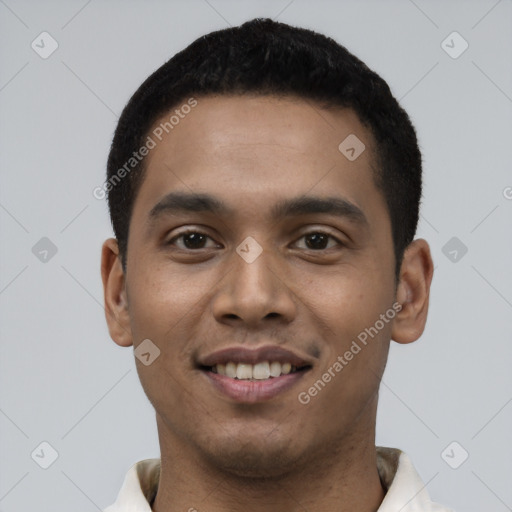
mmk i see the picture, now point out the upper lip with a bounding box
[198,345,313,368]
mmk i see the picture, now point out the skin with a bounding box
[101,95,433,512]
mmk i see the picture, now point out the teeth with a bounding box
[281,362,292,375]
[269,361,282,377]
[225,362,237,379]
[236,363,253,380]
[253,362,270,380]
[212,361,298,380]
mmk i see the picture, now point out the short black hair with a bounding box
[106,18,422,281]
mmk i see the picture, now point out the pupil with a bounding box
[306,233,327,250]
[184,233,205,248]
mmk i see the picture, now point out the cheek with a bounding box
[126,260,221,388]
[298,267,393,403]
[127,261,204,340]
[125,264,210,424]
[302,263,393,337]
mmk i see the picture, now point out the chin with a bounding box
[199,436,304,479]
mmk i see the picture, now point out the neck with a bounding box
[152,407,385,512]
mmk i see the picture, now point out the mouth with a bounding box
[197,346,313,403]
[203,361,308,380]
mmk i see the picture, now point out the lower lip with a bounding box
[203,370,308,403]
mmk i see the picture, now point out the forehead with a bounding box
[145,94,373,170]
[133,95,385,226]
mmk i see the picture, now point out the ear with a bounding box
[391,238,434,344]
[101,238,133,347]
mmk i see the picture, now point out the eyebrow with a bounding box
[148,191,369,227]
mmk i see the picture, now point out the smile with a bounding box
[198,345,314,402]
[210,361,300,380]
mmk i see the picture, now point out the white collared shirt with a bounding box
[104,446,454,511]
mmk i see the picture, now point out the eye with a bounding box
[294,231,343,250]
[166,229,343,252]
[167,230,219,250]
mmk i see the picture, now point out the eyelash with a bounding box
[166,229,344,251]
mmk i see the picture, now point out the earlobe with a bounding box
[391,239,434,345]
[101,238,133,347]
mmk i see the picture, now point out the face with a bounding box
[102,95,430,478]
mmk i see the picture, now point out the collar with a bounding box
[103,447,453,511]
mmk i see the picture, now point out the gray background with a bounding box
[1,0,511,511]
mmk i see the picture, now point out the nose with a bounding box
[211,245,297,329]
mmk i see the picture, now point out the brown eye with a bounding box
[295,231,342,251]
[167,231,218,250]
[181,232,207,249]
[305,233,329,250]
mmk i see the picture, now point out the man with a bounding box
[101,18,453,512]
